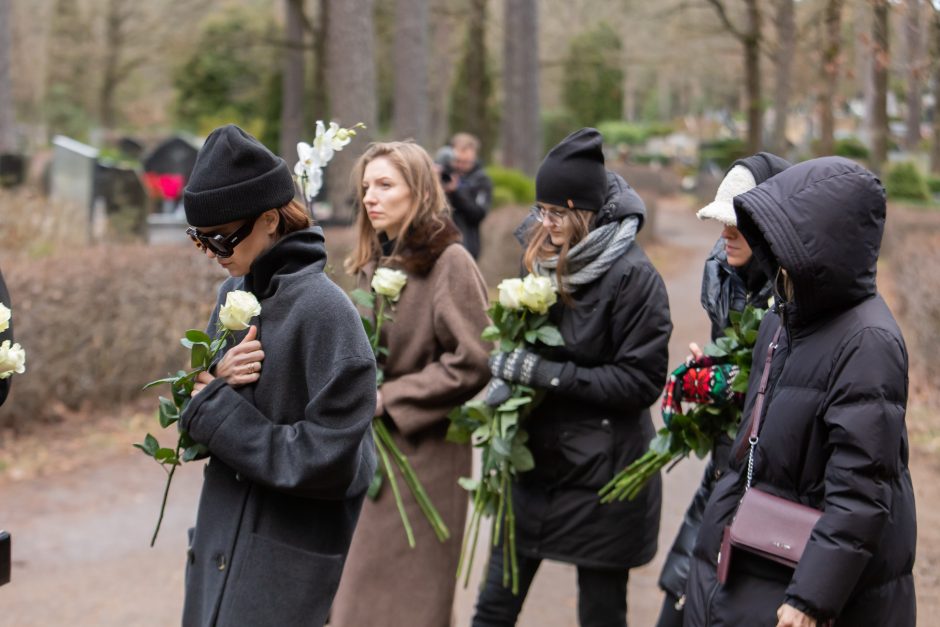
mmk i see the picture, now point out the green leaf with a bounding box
[704,343,728,358]
[534,325,564,347]
[524,329,538,344]
[142,376,178,391]
[472,423,492,444]
[509,443,535,472]
[446,421,471,444]
[458,477,480,492]
[360,316,375,337]
[481,325,501,342]
[191,344,209,369]
[497,396,531,412]
[158,397,179,428]
[350,289,375,309]
[499,338,518,353]
[141,433,159,457]
[367,468,383,499]
[155,447,178,464]
[181,444,209,462]
[492,436,512,457]
[185,329,212,344]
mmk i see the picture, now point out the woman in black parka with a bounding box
[683,156,917,626]
[177,125,377,627]
[655,153,789,627]
[472,128,672,626]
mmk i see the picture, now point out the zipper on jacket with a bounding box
[704,579,720,626]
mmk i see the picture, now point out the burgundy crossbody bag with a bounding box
[717,325,823,586]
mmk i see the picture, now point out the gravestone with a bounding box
[0,154,25,187]
[51,136,99,240]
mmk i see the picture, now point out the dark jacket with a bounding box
[657,240,772,602]
[446,162,492,259]
[684,157,916,626]
[179,228,377,627]
[0,267,11,407]
[513,172,673,569]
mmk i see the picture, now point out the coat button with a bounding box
[601,419,611,428]
[216,554,226,571]
[235,472,243,482]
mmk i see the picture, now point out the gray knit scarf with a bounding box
[533,215,639,290]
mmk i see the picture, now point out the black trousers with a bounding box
[472,544,629,627]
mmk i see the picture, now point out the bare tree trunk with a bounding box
[743,0,762,153]
[280,0,306,164]
[312,0,329,123]
[97,0,122,130]
[0,0,15,152]
[870,0,890,174]
[325,0,376,221]
[771,0,795,155]
[392,0,429,144]
[904,0,923,151]
[930,6,940,173]
[706,0,763,153]
[501,0,540,175]
[449,0,488,147]
[817,0,844,156]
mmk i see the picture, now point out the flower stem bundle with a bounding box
[448,274,562,594]
[599,305,766,503]
[352,268,450,547]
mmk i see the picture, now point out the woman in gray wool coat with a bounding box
[178,124,377,627]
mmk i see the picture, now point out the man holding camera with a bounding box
[437,132,492,260]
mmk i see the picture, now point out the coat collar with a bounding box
[244,227,327,300]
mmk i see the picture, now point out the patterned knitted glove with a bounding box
[488,348,564,389]
[483,377,513,407]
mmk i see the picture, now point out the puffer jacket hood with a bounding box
[733,156,885,325]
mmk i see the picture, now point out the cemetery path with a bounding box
[1,195,937,625]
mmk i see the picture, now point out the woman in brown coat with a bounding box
[330,141,491,626]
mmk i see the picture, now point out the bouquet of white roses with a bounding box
[447,274,563,594]
[350,268,450,548]
[136,290,261,546]
[0,303,26,380]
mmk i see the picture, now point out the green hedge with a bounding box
[927,175,940,195]
[699,138,748,171]
[885,161,930,202]
[486,166,535,208]
[596,120,673,147]
[834,137,870,160]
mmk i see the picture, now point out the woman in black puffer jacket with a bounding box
[473,128,672,627]
[683,157,916,626]
[655,152,789,627]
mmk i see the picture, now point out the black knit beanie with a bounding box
[183,124,296,227]
[535,128,607,212]
[730,152,792,186]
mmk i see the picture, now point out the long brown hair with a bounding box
[522,207,594,303]
[345,141,450,274]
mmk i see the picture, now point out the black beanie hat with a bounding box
[730,151,792,186]
[183,124,296,227]
[535,127,607,212]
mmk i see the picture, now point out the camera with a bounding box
[435,146,455,186]
[440,168,453,185]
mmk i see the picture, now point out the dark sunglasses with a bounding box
[186,216,258,258]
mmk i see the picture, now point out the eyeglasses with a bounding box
[186,216,258,258]
[533,205,568,224]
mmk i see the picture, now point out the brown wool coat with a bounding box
[330,232,491,627]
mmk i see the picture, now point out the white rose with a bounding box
[0,303,9,334]
[0,340,25,379]
[519,274,557,314]
[219,290,262,331]
[372,268,408,302]
[497,278,525,310]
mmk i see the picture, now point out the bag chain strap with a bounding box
[744,325,784,491]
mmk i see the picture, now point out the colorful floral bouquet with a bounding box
[351,268,450,548]
[136,290,261,546]
[447,274,563,594]
[599,305,766,503]
[0,303,26,380]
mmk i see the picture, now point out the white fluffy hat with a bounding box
[696,164,758,226]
